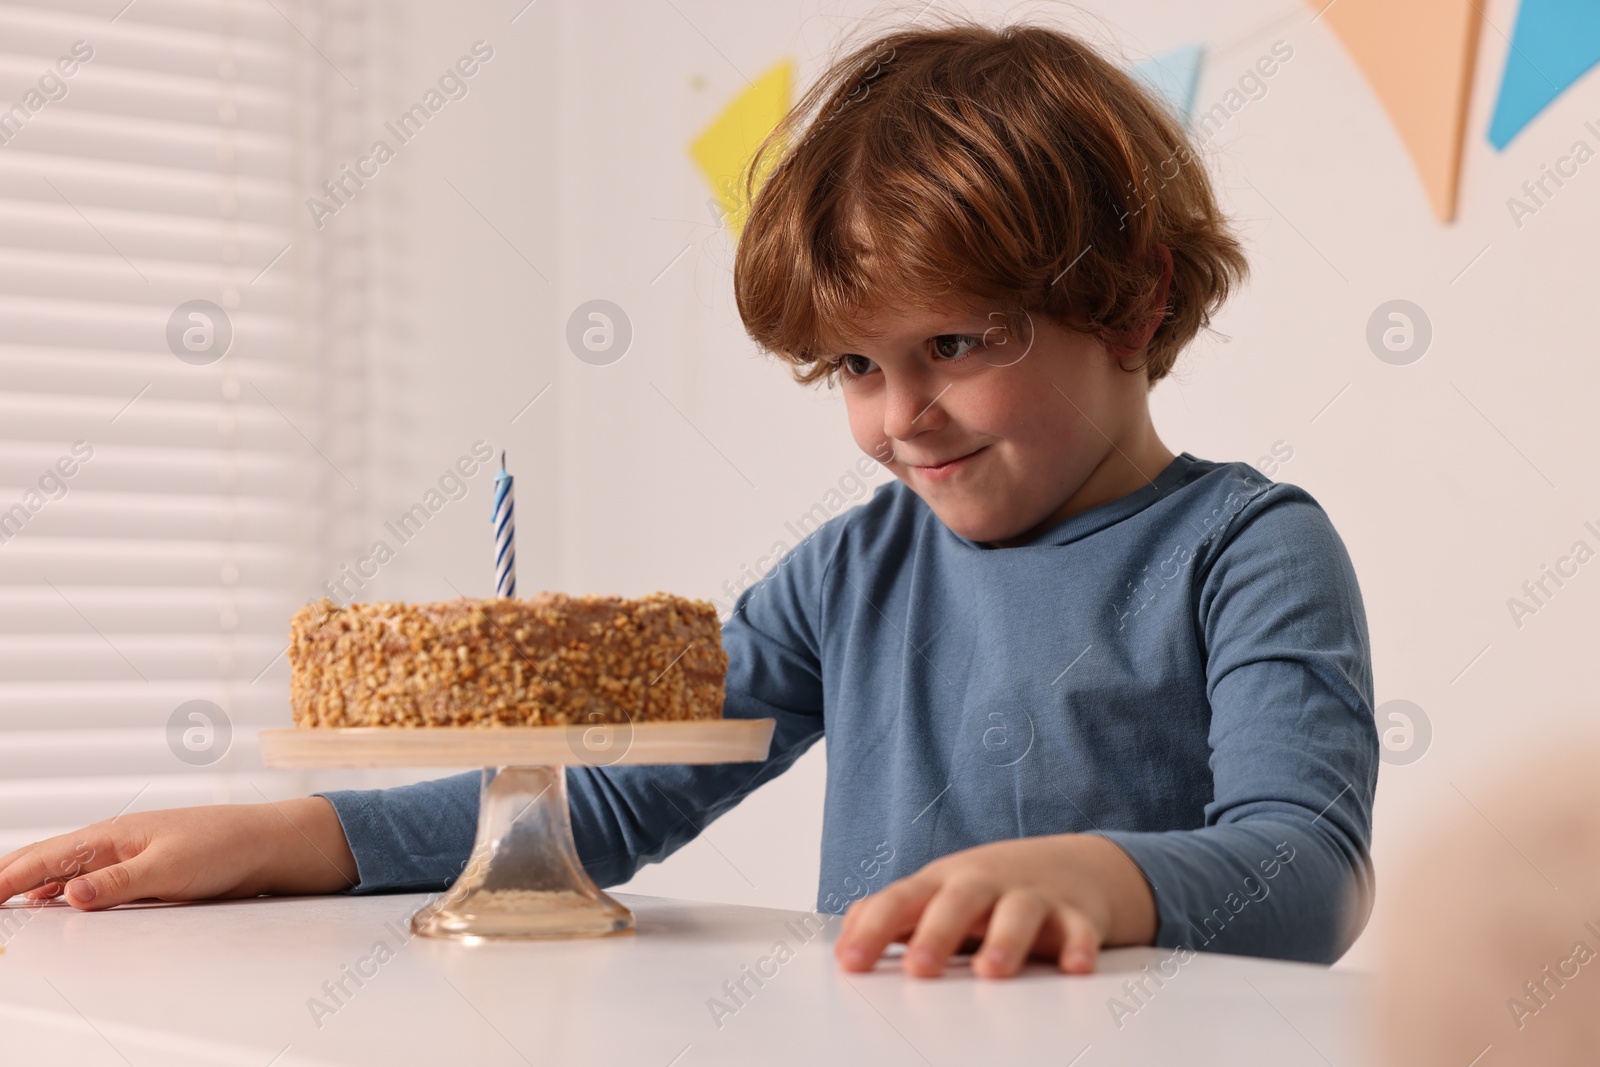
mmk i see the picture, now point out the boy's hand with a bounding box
[834,834,1157,979]
[0,799,358,911]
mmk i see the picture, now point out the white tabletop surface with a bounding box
[0,891,1373,1066]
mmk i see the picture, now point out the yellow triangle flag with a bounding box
[1311,0,1482,222]
[690,60,794,236]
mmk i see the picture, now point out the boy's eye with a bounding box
[932,335,981,361]
[840,353,878,377]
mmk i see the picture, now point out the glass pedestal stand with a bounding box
[258,720,775,942]
[409,766,633,940]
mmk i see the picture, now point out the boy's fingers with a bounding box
[65,854,158,911]
[0,834,108,901]
[838,897,866,939]
[1056,907,1102,974]
[0,844,28,885]
[902,882,998,977]
[835,879,939,971]
[0,848,55,900]
[973,891,1049,978]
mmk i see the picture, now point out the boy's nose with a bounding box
[881,378,951,442]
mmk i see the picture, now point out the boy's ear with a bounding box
[1106,243,1173,360]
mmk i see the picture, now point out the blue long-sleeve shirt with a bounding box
[317,452,1378,963]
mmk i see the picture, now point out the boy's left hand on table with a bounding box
[833,834,1157,979]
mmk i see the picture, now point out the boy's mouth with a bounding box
[907,446,986,480]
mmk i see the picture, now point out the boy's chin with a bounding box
[920,499,1031,546]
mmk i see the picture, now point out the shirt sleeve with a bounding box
[314,521,838,895]
[1096,484,1379,964]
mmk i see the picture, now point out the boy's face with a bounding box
[823,301,1170,547]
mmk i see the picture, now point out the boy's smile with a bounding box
[903,446,987,480]
[825,286,1177,549]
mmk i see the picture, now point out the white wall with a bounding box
[346,0,1600,970]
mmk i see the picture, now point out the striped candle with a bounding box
[492,451,515,599]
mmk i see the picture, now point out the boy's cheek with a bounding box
[844,406,888,464]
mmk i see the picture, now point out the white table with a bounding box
[0,892,1373,1066]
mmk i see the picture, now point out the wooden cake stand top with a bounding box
[258,718,775,768]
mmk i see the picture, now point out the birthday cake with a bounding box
[287,593,727,727]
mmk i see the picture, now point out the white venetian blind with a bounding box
[0,0,368,851]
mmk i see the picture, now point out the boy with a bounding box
[0,20,1376,980]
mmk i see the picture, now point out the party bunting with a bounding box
[1130,42,1206,128]
[690,59,793,236]
[1310,0,1482,223]
[1488,0,1600,150]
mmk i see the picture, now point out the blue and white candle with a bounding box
[493,451,516,599]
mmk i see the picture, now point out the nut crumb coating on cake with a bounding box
[288,592,728,727]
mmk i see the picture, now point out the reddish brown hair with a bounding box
[733,19,1249,386]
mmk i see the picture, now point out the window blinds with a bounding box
[0,0,365,852]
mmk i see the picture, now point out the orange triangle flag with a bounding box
[1310,0,1482,223]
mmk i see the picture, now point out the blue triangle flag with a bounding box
[1488,0,1600,150]
[1131,43,1206,128]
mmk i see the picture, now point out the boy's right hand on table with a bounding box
[0,798,358,911]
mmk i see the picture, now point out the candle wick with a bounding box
[500,449,507,472]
